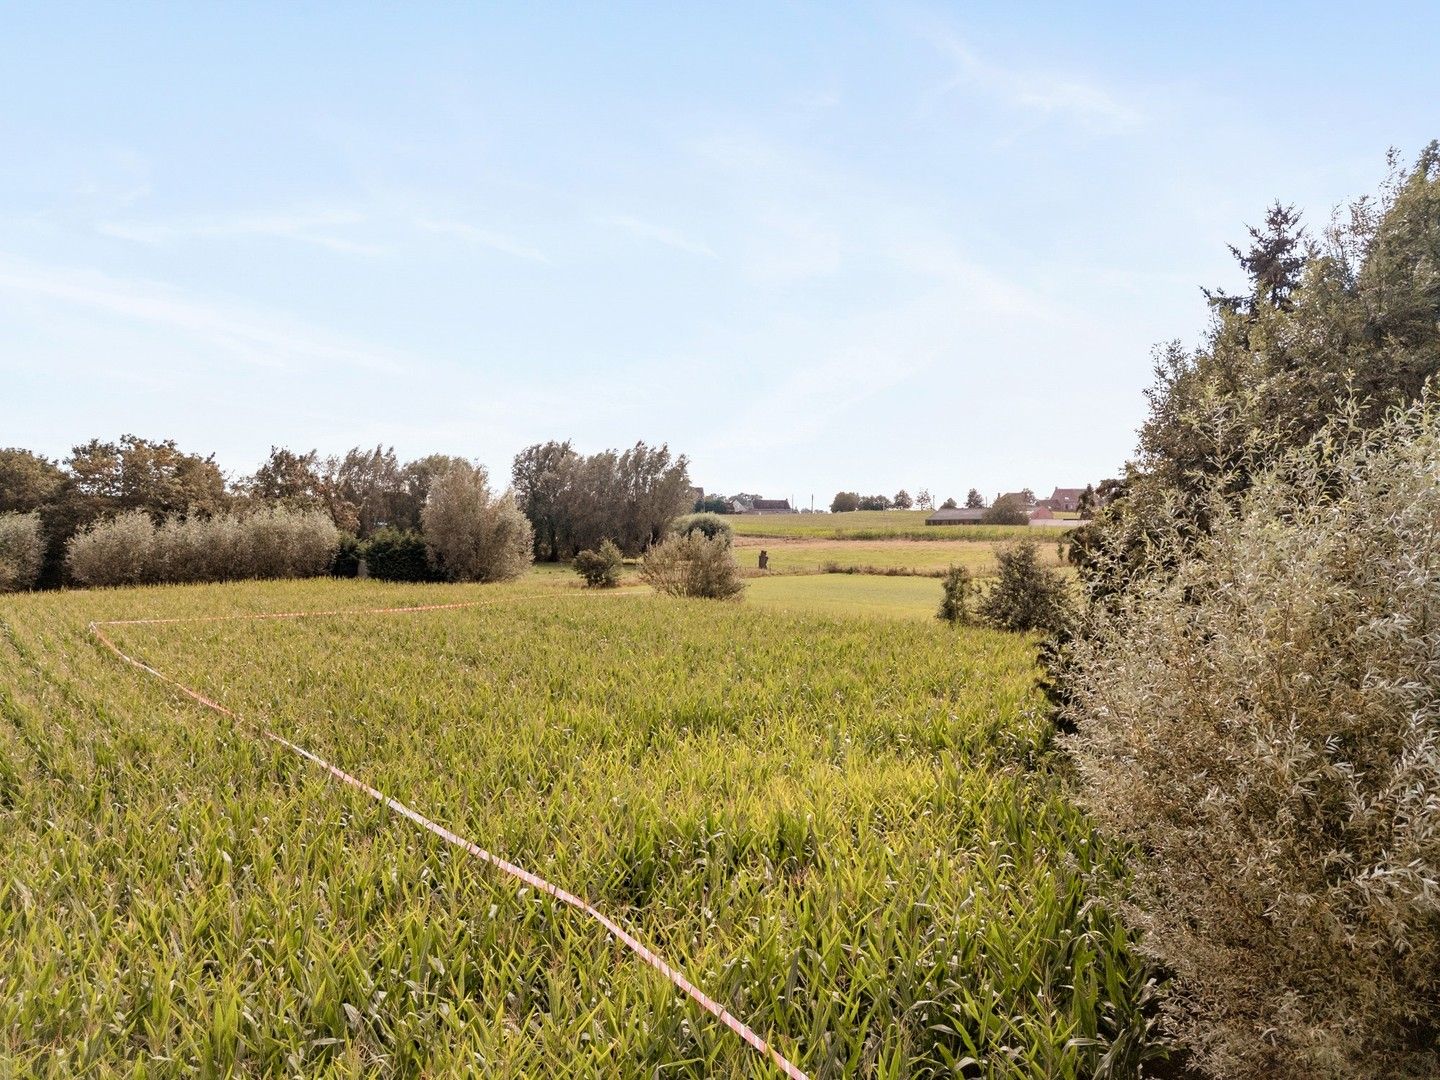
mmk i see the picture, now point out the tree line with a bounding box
[0,436,692,587]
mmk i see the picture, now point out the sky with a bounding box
[3,3,1438,506]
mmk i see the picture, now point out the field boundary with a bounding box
[89,592,808,1080]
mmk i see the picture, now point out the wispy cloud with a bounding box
[925,27,1142,132]
[99,210,384,255]
[0,253,407,372]
[597,214,716,257]
[415,218,548,263]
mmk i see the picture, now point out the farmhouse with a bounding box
[926,507,986,525]
[1043,487,1086,513]
[747,498,796,515]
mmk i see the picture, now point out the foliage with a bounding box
[1077,484,1097,519]
[982,494,1030,525]
[940,497,958,509]
[915,488,934,511]
[977,541,1071,634]
[513,440,692,559]
[420,461,534,583]
[669,512,733,545]
[1062,400,1440,1079]
[363,528,440,583]
[65,434,228,521]
[1131,144,1440,529]
[639,533,744,600]
[829,491,861,513]
[857,494,892,511]
[892,489,913,510]
[0,511,45,592]
[691,495,730,514]
[572,539,624,587]
[966,489,986,509]
[64,508,340,587]
[330,534,363,578]
[936,564,975,623]
[64,510,155,586]
[0,448,66,514]
[0,577,1157,1078]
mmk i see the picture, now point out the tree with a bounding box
[396,454,470,531]
[936,564,974,624]
[965,488,985,509]
[512,440,578,560]
[0,449,65,514]
[982,494,1030,525]
[1205,201,1306,314]
[322,446,403,538]
[421,461,533,583]
[830,491,861,513]
[66,435,227,520]
[1077,484,1098,520]
[978,540,1070,633]
[512,440,691,559]
[693,495,731,514]
[246,447,321,506]
[940,497,958,510]
[915,489,934,511]
[858,494,892,511]
[892,489,913,509]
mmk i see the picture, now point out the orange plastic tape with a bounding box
[90,595,808,1080]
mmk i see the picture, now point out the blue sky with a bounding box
[3,3,1437,504]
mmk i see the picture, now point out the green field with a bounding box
[732,537,1070,580]
[0,578,1152,1078]
[728,510,1073,542]
[744,573,945,620]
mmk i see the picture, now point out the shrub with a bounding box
[977,540,1071,633]
[573,539,624,587]
[331,534,363,577]
[67,509,339,587]
[639,533,744,600]
[0,511,44,592]
[669,512,733,545]
[982,493,1030,525]
[1062,400,1440,1079]
[936,564,975,623]
[421,461,534,583]
[364,528,440,583]
[66,510,154,587]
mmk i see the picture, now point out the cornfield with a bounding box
[0,578,1156,1077]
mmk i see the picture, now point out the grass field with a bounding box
[0,578,1154,1078]
[731,537,1070,579]
[744,573,945,620]
[728,511,1074,542]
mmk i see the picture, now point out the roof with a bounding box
[751,498,791,510]
[926,507,986,523]
[1049,487,1085,501]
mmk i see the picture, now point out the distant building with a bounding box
[926,507,986,526]
[1045,487,1086,513]
[1028,505,1055,520]
[747,498,796,514]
